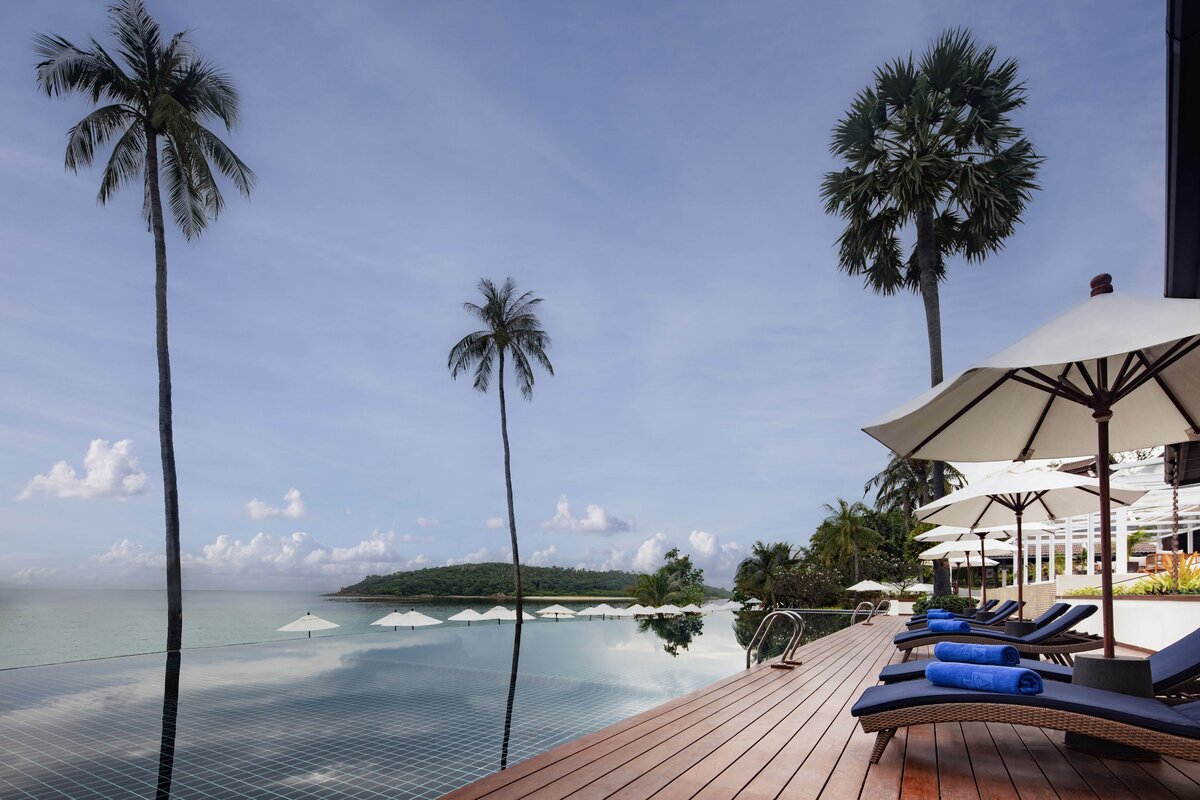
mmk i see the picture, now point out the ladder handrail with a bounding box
[850,601,875,624]
[745,609,807,669]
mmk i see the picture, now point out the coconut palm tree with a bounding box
[814,499,881,583]
[35,0,254,652]
[631,569,679,607]
[734,541,799,608]
[449,278,553,624]
[864,452,965,525]
[822,28,1039,593]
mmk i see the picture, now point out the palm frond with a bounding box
[64,103,136,171]
[97,122,146,204]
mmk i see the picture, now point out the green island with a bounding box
[336,562,732,599]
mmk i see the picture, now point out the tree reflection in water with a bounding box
[156,650,181,799]
[732,610,852,664]
[637,615,704,657]
[499,622,521,770]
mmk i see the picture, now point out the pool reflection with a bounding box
[156,650,180,799]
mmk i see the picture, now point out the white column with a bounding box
[1064,518,1074,576]
[1049,534,1057,581]
[1086,514,1096,576]
[1116,508,1129,574]
[1035,535,1042,583]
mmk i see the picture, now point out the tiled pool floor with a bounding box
[0,615,760,799]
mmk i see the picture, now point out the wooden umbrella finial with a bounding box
[1090,273,1113,296]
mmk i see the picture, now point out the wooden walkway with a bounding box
[442,616,1200,800]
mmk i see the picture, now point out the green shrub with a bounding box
[912,595,977,615]
[1067,565,1200,597]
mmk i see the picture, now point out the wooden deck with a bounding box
[442,615,1200,800]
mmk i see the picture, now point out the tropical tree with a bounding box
[812,499,882,583]
[35,0,254,652]
[734,541,800,608]
[822,28,1040,593]
[864,453,965,525]
[449,278,554,623]
[630,569,679,606]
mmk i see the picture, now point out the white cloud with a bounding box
[93,529,427,581]
[246,488,307,520]
[445,547,496,566]
[12,567,58,584]
[485,517,506,529]
[541,495,632,534]
[19,439,147,500]
[525,544,557,567]
[416,517,439,528]
[575,547,628,572]
[399,532,435,544]
[632,532,671,572]
[687,530,742,586]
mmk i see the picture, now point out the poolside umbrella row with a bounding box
[866,274,1199,656]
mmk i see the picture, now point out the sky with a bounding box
[0,1,1168,591]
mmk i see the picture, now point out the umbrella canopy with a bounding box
[866,275,1200,656]
[905,583,935,593]
[917,539,1018,560]
[846,579,892,592]
[679,604,704,614]
[948,556,999,567]
[744,597,762,606]
[277,612,339,638]
[914,521,1050,542]
[623,604,649,615]
[655,604,683,615]
[399,610,442,629]
[371,611,410,629]
[575,606,599,617]
[448,609,485,625]
[479,605,511,624]
[536,604,576,620]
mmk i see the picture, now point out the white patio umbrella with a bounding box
[914,521,1051,542]
[624,604,650,616]
[679,604,704,614]
[277,612,339,638]
[371,611,410,631]
[744,597,762,606]
[919,539,1018,604]
[591,603,616,619]
[724,601,744,611]
[845,579,892,592]
[906,583,935,593]
[398,610,442,630]
[575,605,599,618]
[655,604,683,616]
[479,605,511,625]
[865,275,1200,656]
[536,604,577,621]
[914,465,1143,622]
[448,609,485,626]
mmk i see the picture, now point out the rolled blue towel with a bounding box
[925,662,1043,695]
[934,642,1020,666]
[925,610,955,619]
[926,619,971,633]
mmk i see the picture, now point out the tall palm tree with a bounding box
[814,499,881,583]
[449,278,553,624]
[631,569,679,607]
[735,541,799,608]
[822,28,1039,593]
[864,452,965,525]
[35,0,254,652]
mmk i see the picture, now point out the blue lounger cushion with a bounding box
[925,662,1043,695]
[934,642,1020,666]
[927,619,971,633]
[880,656,1072,685]
[894,604,1097,647]
[850,680,1200,741]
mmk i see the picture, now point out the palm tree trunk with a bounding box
[916,207,951,598]
[145,128,183,653]
[499,622,521,770]
[497,350,523,622]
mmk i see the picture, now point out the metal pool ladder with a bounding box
[851,599,891,625]
[745,610,806,669]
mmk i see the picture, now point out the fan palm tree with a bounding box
[35,0,254,652]
[821,27,1041,497]
[449,278,553,624]
[814,499,881,583]
[735,541,799,608]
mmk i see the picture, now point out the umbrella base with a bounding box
[1065,654,1158,761]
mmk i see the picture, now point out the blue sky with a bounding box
[0,1,1167,590]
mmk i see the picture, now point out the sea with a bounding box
[0,588,557,669]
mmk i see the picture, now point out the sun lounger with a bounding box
[850,678,1200,763]
[909,598,998,625]
[878,623,1200,702]
[906,599,1024,630]
[894,604,1101,663]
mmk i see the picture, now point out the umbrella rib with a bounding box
[1110,351,1140,396]
[1017,364,1074,460]
[1132,350,1200,432]
[1072,361,1102,398]
[902,371,1016,458]
[969,497,996,529]
[1118,337,1200,400]
[1010,372,1090,407]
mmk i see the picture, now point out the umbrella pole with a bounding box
[1096,406,1116,658]
[1016,511,1025,622]
[977,532,988,609]
[966,552,973,601]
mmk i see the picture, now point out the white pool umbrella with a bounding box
[907,583,935,593]
[679,604,703,614]
[866,275,1200,656]
[448,609,485,626]
[536,604,576,621]
[744,597,762,606]
[575,606,598,618]
[655,604,683,616]
[724,601,744,611]
[846,579,892,593]
[371,611,410,630]
[398,610,442,630]
[624,604,649,616]
[914,521,1050,542]
[480,606,511,625]
[917,539,1018,560]
[277,612,339,638]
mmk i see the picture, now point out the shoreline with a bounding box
[328,594,647,602]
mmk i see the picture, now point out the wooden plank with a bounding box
[1019,726,1136,800]
[1149,758,1200,796]
[1009,725,1097,800]
[983,722,1058,800]
[1161,755,1200,784]
[933,723,982,800]
[958,723,1019,800]
[899,721,939,800]
[854,727,906,800]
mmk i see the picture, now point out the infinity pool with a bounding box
[0,610,850,799]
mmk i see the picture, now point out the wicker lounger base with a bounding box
[859,702,1200,763]
[897,634,1103,664]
